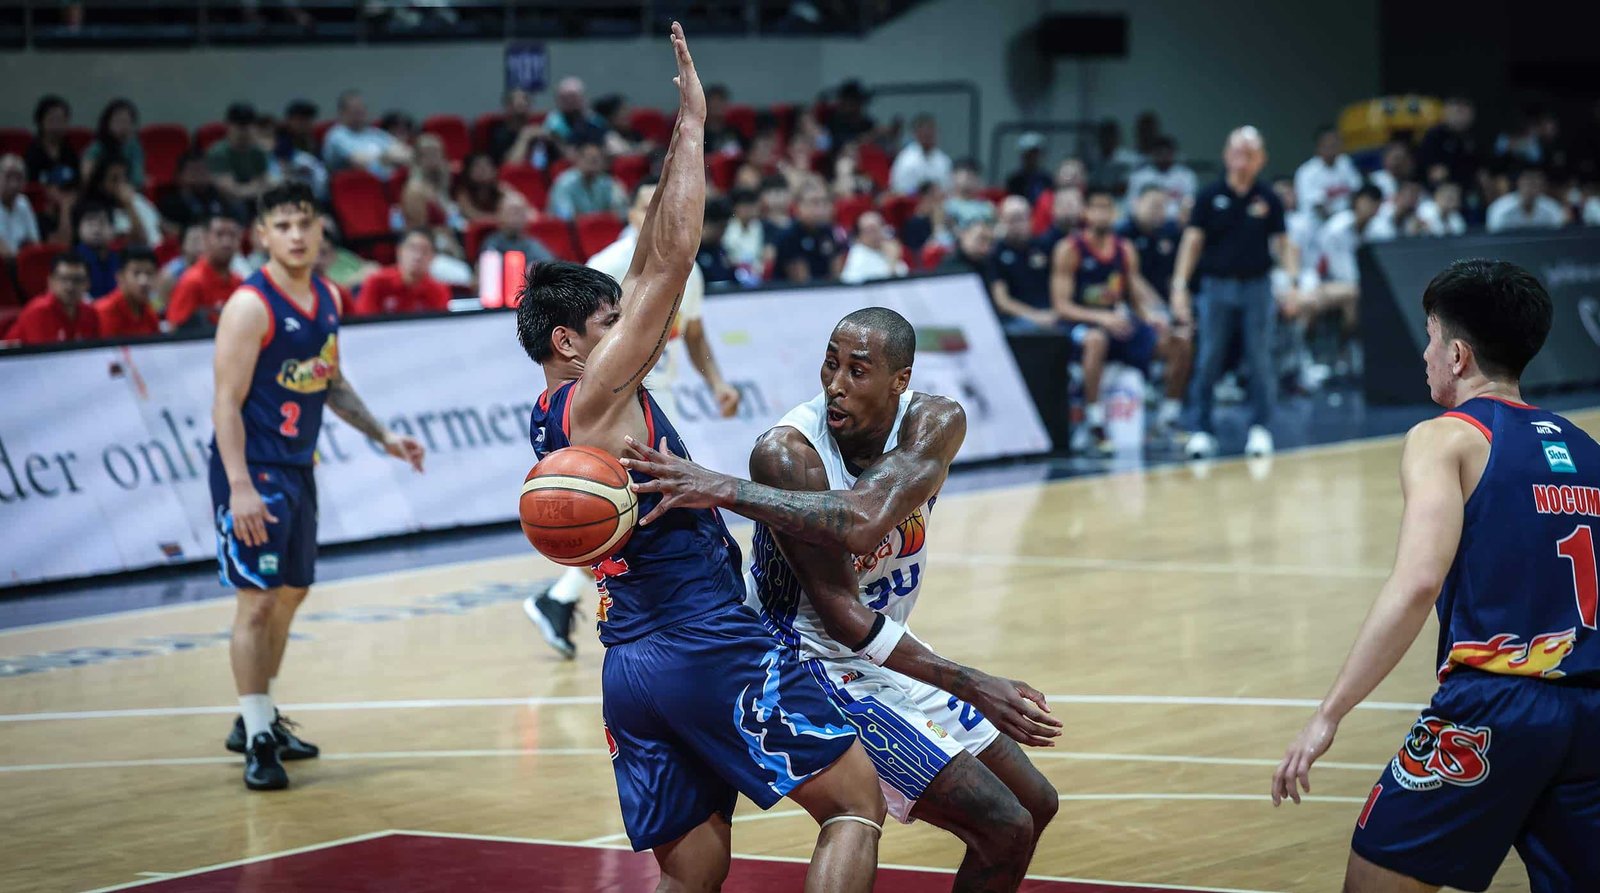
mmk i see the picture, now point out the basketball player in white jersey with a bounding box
[524,178,741,658]
[623,307,1062,892]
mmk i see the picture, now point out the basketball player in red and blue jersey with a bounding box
[211,181,425,791]
[1272,260,1600,890]
[516,26,884,890]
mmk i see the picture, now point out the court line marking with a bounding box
[947,554,1390,579]
[0,747,1387,775]
[391,829,1290,893]
[0,693,1425,723]
[80,830,395,892]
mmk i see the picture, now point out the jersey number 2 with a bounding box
[1555,525,1600,630]
[278,401,301,437]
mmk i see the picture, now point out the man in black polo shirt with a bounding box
[1171,126,1302,460]
[987,196,1058,332]
[774,180,843,283]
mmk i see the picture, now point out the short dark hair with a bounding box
[34,95,69,130]
[516,261,623,364]
[225,102,257,127]
[73,199,112,231]
[337,89,362,112]
[177,149,207,169]
[51,252,88,275]
[572,135,604,153]
[705,84,730,101]
[730,188,759,207]
[122,246,158,268]
[704,197,732,225]
[953,157,981,175]
[1354,183,1383,204]
[1422,259,1552,381]
[1150,135,1176,152]
[1315,124,1338,141]
[759,175,789,193]
[1085,184,1118,203]
[593,94,625,120]
[285,99,318,119]
[256,180,317,221]
[95,98,138,147]
[837,307,915,371]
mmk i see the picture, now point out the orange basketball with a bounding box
[519,446,637,567]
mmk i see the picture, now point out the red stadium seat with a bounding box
[769,103,796,142]
[22,183,52,219]
[16,243,57,299]
[548,157,572,183]
[464,219,496,261]
[422,115,470,163]
[64,126,92,155]
[529,218,581,262]
[472,113,505,154]
[329,169,394,261]
[919,242,951,271]
[708,153,742,192]
[499,163,549,211]
[978,186,1007,204]
[385,167,410,204]
[194,121,228,152]
[880,193,918,231]
[575,212,623,259]
[139,123,190,189]
[725,104,757,140]
[0,127,30,157]
[612,154,649,194]
[0,264,17,308]
[0,307,20,339]
[627,108,672,146]
[856,143,891,191]
[834,195,872,231]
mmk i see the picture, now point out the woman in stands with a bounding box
[83,98,146,189]
[83,155,161,248]
[454,152,514,224]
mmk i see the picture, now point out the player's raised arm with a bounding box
[1271,416,1474,806]
[212,290,275,547]
[568,23,706,434]
[623,395,964,555]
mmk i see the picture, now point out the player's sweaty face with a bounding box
[257,206,322,269]
[820,324,898,437]
[567,302,620,365]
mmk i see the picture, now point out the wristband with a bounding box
[857,615,907,666]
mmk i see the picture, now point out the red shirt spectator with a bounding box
[7,253,99,345]
[353,230,449,315]
[166,214,244,329]
[95,247,162,339]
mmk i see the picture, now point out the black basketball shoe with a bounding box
[243,731,289,791]
[524,589,577,659]
[225,711,321,760]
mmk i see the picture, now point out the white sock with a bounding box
[1159,398,1182,424]
[240,694,275,742]
[549,566,592,605]
[1086,402,1106,427]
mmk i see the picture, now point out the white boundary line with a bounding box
[0,692,1426,724]
[80,830,395,892]
[946,554,1390,579]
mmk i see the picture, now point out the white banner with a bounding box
[0,273,1047,586]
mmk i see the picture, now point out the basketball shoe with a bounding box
[244,731,289,791]
[225,711,320,760]
[525,590,577,659]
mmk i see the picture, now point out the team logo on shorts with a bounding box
[925,719,948,739]
[603,724,619,761]
[1543,441,1577,473]
[258,553,279,575]
[1389,716,1491,791]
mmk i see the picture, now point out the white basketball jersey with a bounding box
[747,390,935,661]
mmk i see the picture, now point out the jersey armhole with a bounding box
[1441,411,1492,443]
[320,276,344,317]
[239,284,275,349]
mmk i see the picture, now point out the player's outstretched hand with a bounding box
[669,22,706,125]
[621,435,729,525]
[1271,711,1339,806]
[230,485,278,548]
[383,432,426,473]
[713,382,741,418]
[963,672,1063,748]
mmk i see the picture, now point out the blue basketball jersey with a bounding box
[529,381,746,646]
[1436,396,1600,685]
[1070,232,1130,308]
[228,269,341,467]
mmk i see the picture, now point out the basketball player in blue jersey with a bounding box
[515,26,885,891]
[621,307,1065,892]
[211,181,425,791]
[1271,260,1600,891]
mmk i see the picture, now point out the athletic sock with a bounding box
[1086,402,1106,428]
[548,566,591,606]
[240,694,275,742]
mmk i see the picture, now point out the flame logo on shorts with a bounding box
[1441,628,1576,681]
[1390,716,1491,791]
[275,334,339,394]
[895,508,927,558]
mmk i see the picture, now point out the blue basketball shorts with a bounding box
[1350,669,1600,891]
[1069,318,1159,374]
[209,452,318,590]
[601,605,858,852]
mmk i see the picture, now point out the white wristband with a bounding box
[859,616,907,666]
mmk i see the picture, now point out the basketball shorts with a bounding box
[601,605,858,852]
[1351,669,1600,892]
[208,453,318,590]
[1069,318,1159,374]
[803,648,1001,823]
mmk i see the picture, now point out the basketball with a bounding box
[519,446,638,567]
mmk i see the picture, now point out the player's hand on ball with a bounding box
[714,382,741,418]
[1271,710,1339,806]
[230,486,278,548]
[669,22,705,124]
[621,435,729,525]
[383,432,426,473]
[964,672,1062,748]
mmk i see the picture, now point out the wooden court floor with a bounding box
[9,414,1594,893]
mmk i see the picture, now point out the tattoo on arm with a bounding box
[326,377,387,442]
[609,289,683,395]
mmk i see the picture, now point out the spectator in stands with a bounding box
[0,154,41,274]
[746,129,781,176]
[1005,132,1052,203]
[156,223,204,307]
[703,84,745,157]
[1030,159,1087,237]
[544,77,608,147]
[826,80,879,151]
[889,114,953,196]
[1418,180,1467,236]
[207,103,271,204]
[1486,166,1568,232]
[323,90,413,178]
[696,198,738,287]
[594,94,650,157]
[454,152,512,224]
[94,246,161,339]
[158,152,237,235]
[944,159,995,229]
[987,196,1058,333]
[1417,97,1479,189]
[840,210,907,285]
[1369,139,1415,199]
[1494,105,1557,168]
[722,188,765,276]
[899,180,950,256]
[1090,118,1142,191]
[1119,185,1184,309]
[1173,126,1301,460]
[82,98,145,189]
[479,191,554,263]
[492,88,554,167]
[400,134,466,234]
[71,201,120,298]
[1038,185,1084,248]
[314,215,378,296]
[83,156,159,248]
[774,179,843,283]
[379,110,418,148]
[272,99,329,200]
[355,229,449,315]
[759,175,794,255]
[1368,179,1430,240]
[1134,111,1163,158]
[25,95,81,189]
[166,212,242,330]
[1306,182,1380,319]
[1270,177,1319,270]
[1294,125,1363,219]
[937,218,994,280]
[1125,136,1197,219]
[7,253,98,345]
[778,139,820,193]
[547,139,627,221]
[829,150,875,199]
